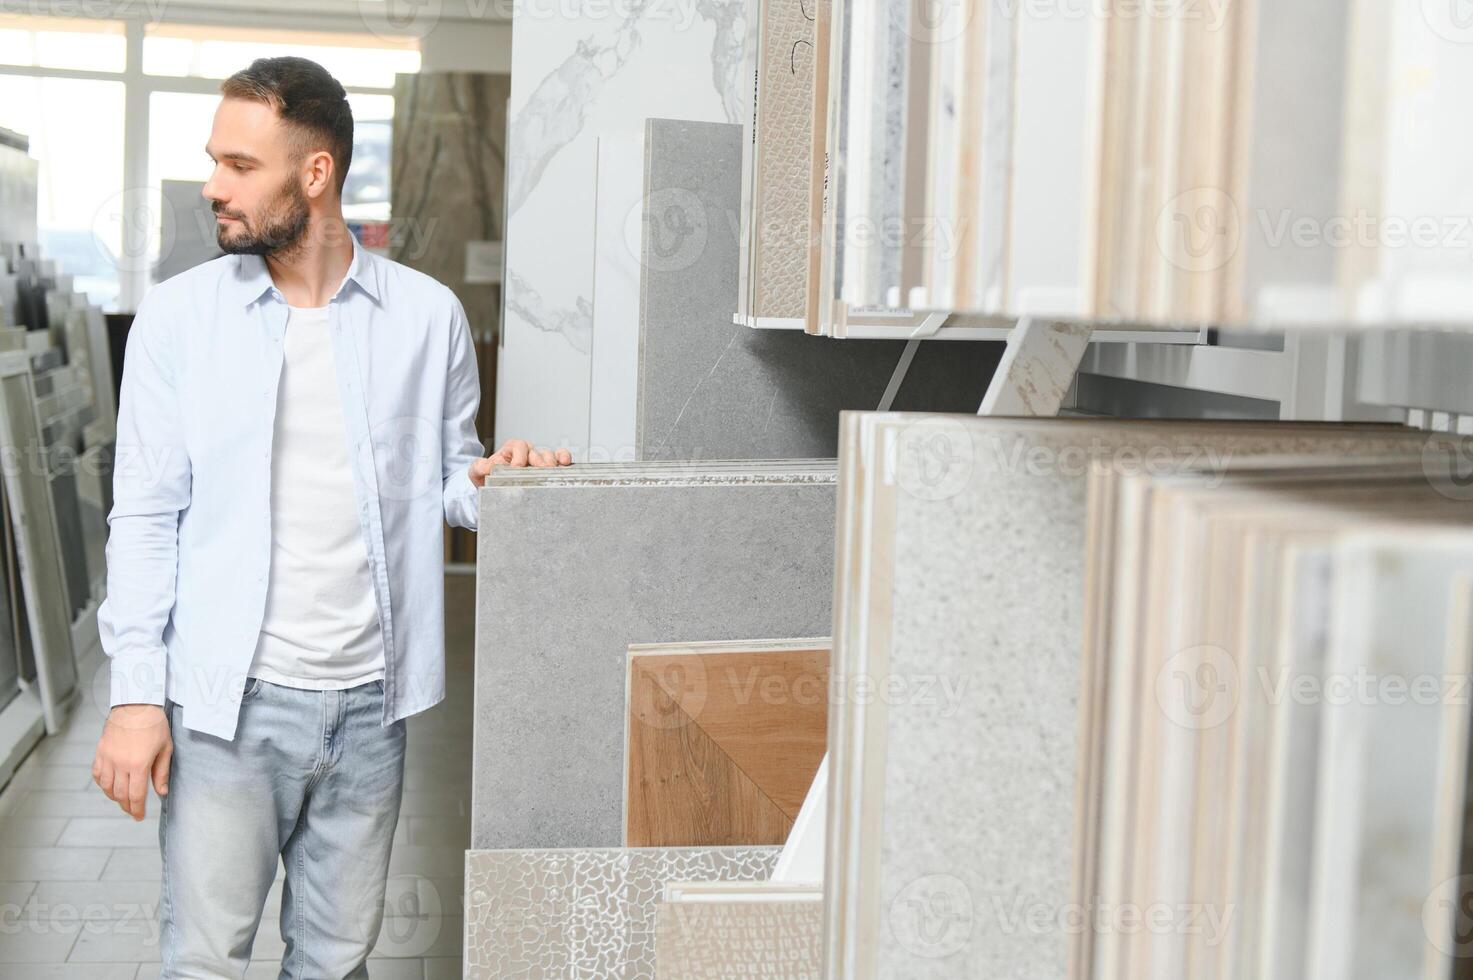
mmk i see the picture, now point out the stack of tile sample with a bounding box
[1078,453,1473,979]
[472,461,837,851]
[823,411,1473,978]
[729,0,1472,334]
[735,0,817,328]
[625,638,829,847]
[654,880,823,978]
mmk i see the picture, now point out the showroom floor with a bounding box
[0,572,476,979]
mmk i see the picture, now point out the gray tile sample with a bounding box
[0,354,77,731]
[464,846,779,979]
[50,467,89,618]
[635,119,1000,462]
[0,141,37,247]
[826,414,1473,980]
[472,462,837,849]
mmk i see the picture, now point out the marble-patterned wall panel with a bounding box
[496,0,748,454]
[464,846,780,979]
[636,118,1000,461]
[472,464,836,849]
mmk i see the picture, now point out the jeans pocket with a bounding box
[240,676,266,702]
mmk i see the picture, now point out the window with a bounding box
[143,24,419,88]
[0,75,126,309]
[0,16,126,73]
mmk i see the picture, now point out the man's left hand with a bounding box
[469,438,573,487]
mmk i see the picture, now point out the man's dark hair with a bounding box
[220,56,353,195]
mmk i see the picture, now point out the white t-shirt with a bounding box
[247,302,386,689]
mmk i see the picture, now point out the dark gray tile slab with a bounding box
[635,119,999,462]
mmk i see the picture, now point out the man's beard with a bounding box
[214,177,311,257]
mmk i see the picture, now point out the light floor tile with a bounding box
[29,880,161,918]
[98,851,158,882]
[0,917,83,962]
[0,848,109,882]
[0,963,139,979]
[57,820,158,849]
[0,817,68,846]
[19,793,129,820]
[65,918,163,964]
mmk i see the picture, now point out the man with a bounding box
[89,57,568,977]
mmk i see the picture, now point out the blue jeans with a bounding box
[158,677,406,978]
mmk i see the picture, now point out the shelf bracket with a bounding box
[978,317,1093,416]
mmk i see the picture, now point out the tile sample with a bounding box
[0,352,77,732]
[472,462,836,849]
[636,119,1001,461]
[463,846,779,979]
[1309,532,1473,980]
[746,0,816,321]
[825,415,1473,980]
[655,883,823,978]
[587,132,647,462]
[625,638,829,847]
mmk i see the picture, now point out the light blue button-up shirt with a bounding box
[98,234,484,740]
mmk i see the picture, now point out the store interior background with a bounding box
[2,0,1473,977]
[0,4,512,977]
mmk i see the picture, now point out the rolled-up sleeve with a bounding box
[441,294,484,531]
[96,294,190,707]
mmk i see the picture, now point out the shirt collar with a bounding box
[228,227,381,308]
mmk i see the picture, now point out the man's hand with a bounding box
[469,438,573,488]
[92,704,172,821]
